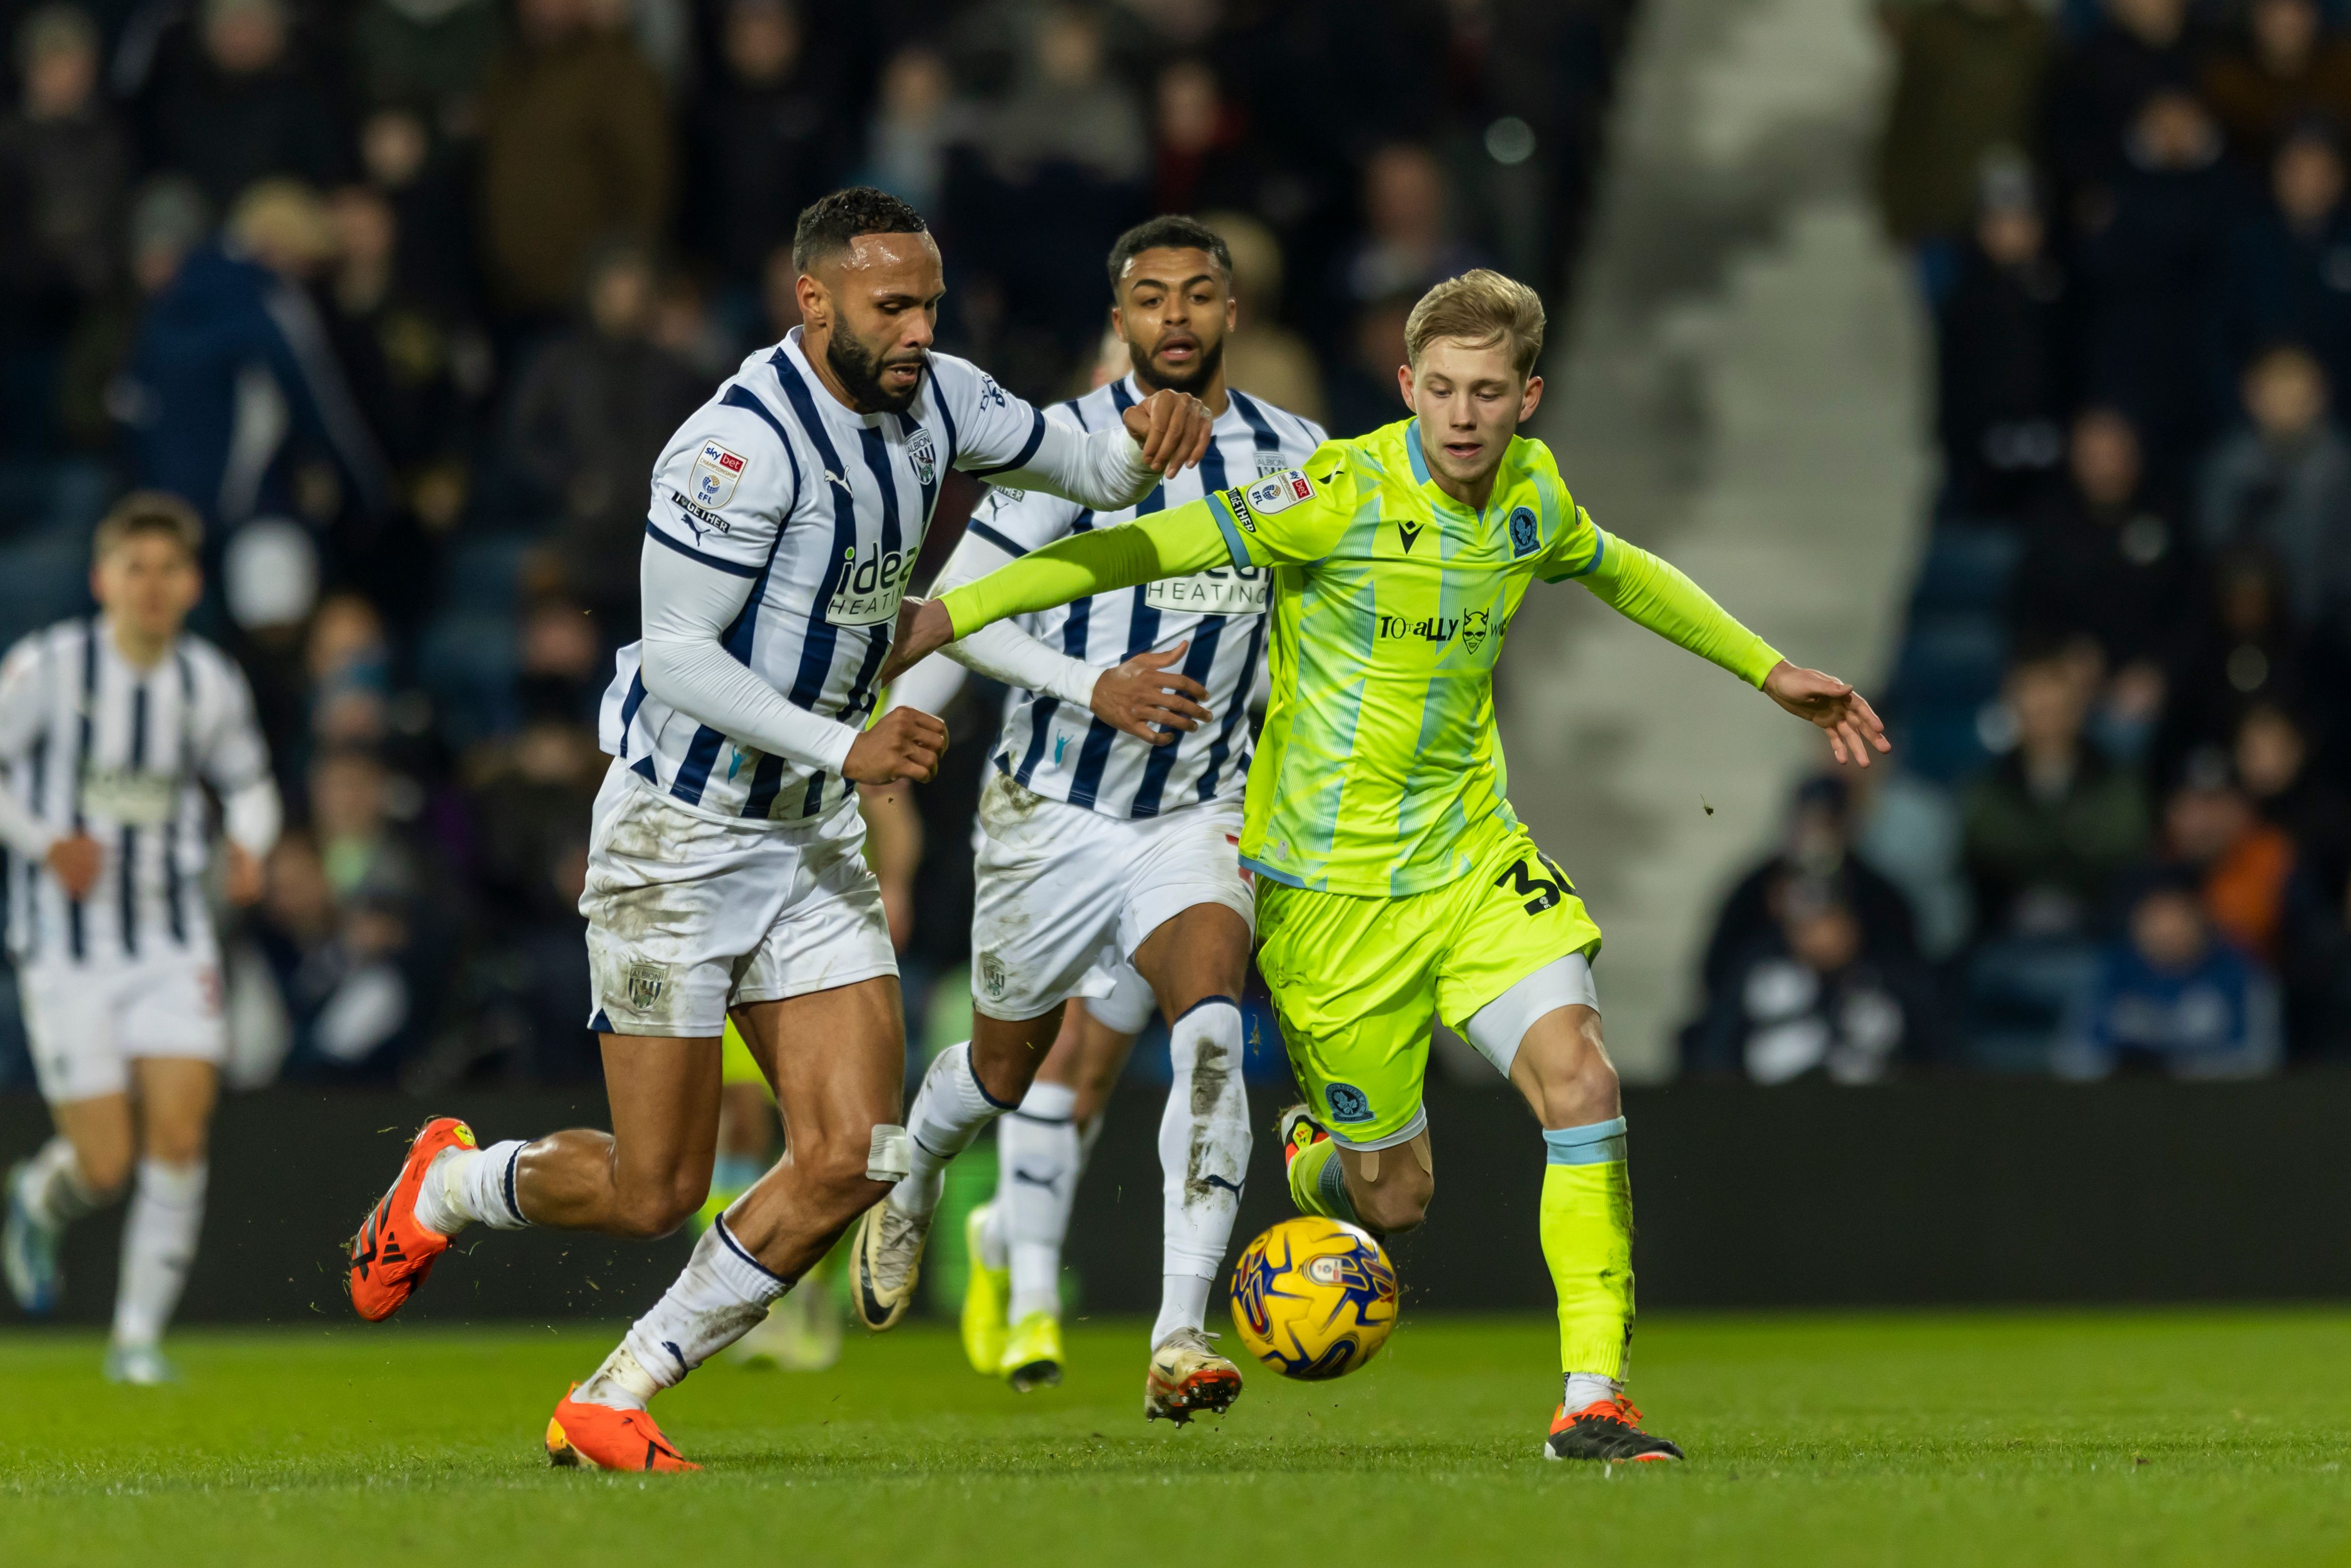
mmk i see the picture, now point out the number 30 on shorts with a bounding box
[1496,853,1573,916]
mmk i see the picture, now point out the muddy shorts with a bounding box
[580,762,896,1037]
[966,770,1252,1023]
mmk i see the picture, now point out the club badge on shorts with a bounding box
[978,951,1008,1003]
[624,959,670,1015]
[1325,1082,1373,1124]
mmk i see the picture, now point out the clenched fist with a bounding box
[844,706,948,784]
[1120,387,1214,478]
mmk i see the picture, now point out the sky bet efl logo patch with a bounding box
[1245,469,1314,515]
[691,439,747,509]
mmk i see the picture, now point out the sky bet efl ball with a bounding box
[1228,1217,1400,1380]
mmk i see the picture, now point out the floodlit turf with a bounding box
[5,1310,2351,1565]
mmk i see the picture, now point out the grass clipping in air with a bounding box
[1,1311,2345,1565]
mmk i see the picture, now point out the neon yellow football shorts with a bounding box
[720,1018,769,1091]
[1254,809,1601,1149]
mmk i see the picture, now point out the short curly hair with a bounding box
[792,187,930,273]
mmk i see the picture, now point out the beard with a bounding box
[1136,334,1224,399]
[826,328,925,414]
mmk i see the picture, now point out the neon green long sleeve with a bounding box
[938,500,1229,639]
[1575,532,1784,689]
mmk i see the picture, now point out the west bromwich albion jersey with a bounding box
[968,378,1323,818]
[600,328,1068,822]
[0,618,271,963]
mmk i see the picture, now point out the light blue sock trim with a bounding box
[1543,1117,1628,1166]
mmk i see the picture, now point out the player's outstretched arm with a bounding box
[1573,531,1889,767]
[978,391,1214,511]
[922,528,1210,745]
[881,499,1232,685]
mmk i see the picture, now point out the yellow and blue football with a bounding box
[1228,1216,1399,1380]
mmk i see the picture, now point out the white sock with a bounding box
[1001,1080,1077,1321]
[412,1140,530,1235]
[1564,1371,1624,1410]
[889,1042,1011,1222]
[19,1136,103,1228]
[581,1215,791,1410]
[111,1159,205,1348]
[1151,999,1250,1345]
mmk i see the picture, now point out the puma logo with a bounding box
[1398,519,1424,554]
[824,469,854,492]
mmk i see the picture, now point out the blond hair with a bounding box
[1404,269,1546,377]
[94,491,203,566]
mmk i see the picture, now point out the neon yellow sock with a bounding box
[1539,1118,1633,1381]
[1285,1136,1358,1223]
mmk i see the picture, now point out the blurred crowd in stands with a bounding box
[1683,0,2351,1081]
[0,0,1625,1089]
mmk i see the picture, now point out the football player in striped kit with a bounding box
[0,493,282,1384]
[866,216,1325,1423]
[340,188,1213,1471]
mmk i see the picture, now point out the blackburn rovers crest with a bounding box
[1508,505,1538,558]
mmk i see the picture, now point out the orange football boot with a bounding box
[347,1116,475,1321]
[545,1384,700,1472]
[1542,1396,1685,1462]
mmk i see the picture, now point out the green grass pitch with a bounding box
[5,1310,2349,1565]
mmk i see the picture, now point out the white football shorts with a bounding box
[968,770,1252,1023]
[21,949,226,1103]
[580,762,896,1038]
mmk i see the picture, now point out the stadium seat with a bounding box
[1889,704,1996,785]
[1889,612,2007,712]
[416,608,520,745]
[1960,937,2100,1073]
[439,534,536,618]
[0,534,95,651]
[1908,524,2021,617]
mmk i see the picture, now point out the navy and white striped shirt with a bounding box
[0,619,270,965]
[600,329,1063,821]
[971,378,1324,818]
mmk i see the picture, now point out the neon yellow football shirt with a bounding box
[940,416,1785,898]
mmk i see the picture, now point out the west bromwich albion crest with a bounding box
[907,427,937,487]
[692,439,747,509]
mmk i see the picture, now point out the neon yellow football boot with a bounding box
[999,1309,1064,1392]
[961,1202,1010,1375]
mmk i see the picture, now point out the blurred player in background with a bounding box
[0,494,281,1383]
[697,780,917,1371]
[339,188,1212,1471]
[874,216,1324,1422]
[889,269,1888,1462]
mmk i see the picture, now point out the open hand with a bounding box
[844,706,947,784]
[1120,388,1214,478]
[1091,643,1212,745]
[1763,660,1890,768]
[45,832,100,899]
